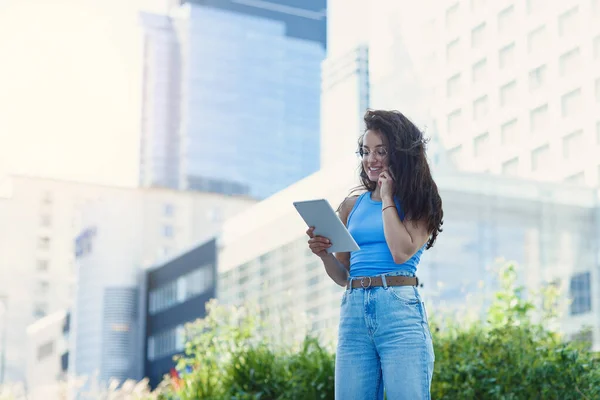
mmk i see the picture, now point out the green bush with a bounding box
[161,263,599,399]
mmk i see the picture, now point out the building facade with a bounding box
[0,175,131,383]
[69,185,255,389]
[139,0,327,198]
[138,12,182,189]
[366,0,600,186]
[144,238,217,388]
[320,45,370,169]
[216,159,600,350]
[25,310,69,400]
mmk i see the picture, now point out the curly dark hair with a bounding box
[357,109,443,249]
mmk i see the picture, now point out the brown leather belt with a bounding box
[347,275,418,290]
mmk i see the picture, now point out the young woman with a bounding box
[306,109,443,399]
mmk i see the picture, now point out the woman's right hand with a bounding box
[306,227,331,258]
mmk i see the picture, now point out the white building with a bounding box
[69,185,255,388]
[320,45,370,169]
[0,175,132,383]
[217,158,600,350]
[365,0,600,185]
[25,310,68,400]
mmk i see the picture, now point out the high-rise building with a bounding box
[139,0,327,198]
[69,185,255,389]
[367,0,600,186]
[139,13,181,190]
[320,45,370,169]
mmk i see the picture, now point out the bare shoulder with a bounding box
[338,195,359,225]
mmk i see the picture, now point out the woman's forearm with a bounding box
[320,253,349,286]
[381,197,417,264]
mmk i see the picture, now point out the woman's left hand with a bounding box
[378,170,394,200]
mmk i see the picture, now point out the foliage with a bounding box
[159,263,599,399]
[431,263,600,400]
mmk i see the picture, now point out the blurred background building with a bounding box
[139,0,327,198]
[26,310,69,400]
[215,163,600,350]
[0,176,130,383]
[68,184,254,391]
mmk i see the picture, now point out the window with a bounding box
[37,280,49,293]
[149,265,214,315]
[472,59,487,83]
[532,144,550,171]
[569,272,591,315]
[149,281,178,315]
[446,3,459,30]
[473,96,489,120]
[448,145,463,165]
[499,43,515,69]
[185,266,214,300]
[530,104,549,132]
[38,237,50,250]
[33,302,48,319]
[563,130,583,159]
[501,119,519,145]
[528,26,547,55]
[528,65,547,91]
[147,326,185,361]
[162,224,174,238]
[42,191,53,205]
[558,7,579,38]
[471,23,486,49]
[447,39,461,63]
[502,157,519,176]
[40,214,51,228]
[498,6,515,34]
[559,48,581,77]
[37,341,54,361]
[447,109,463,134]
[446,74,461,98]
[565,172,585,184]
[500,81,517,107]
[36,260,49,272]
[561,88,582,117]
[473,132,491,157]
[163,203,174,217]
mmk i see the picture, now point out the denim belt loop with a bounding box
[347,277,354,293]
[381,274,389,289]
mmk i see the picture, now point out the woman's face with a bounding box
[360,130,389,182]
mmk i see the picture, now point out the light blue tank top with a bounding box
[347,191,424,277]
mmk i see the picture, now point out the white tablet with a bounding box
[293,199,360,253]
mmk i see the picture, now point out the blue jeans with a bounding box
[335,271,435,399]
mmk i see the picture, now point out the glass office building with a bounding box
[140,1,326,198]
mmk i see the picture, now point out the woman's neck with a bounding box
[371,186,382,202]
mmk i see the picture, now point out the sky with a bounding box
[0,0,170,187]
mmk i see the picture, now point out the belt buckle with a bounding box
[360,276,372,289]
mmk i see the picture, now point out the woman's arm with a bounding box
[381,196,430,264]
[308,196,357,286]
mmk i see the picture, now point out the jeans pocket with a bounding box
[387,285,419,305]
[340,290,349,306]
